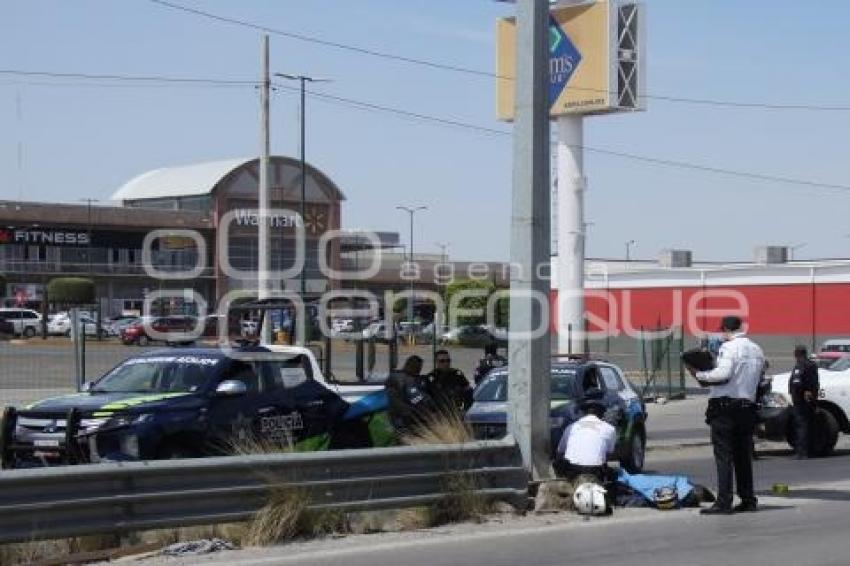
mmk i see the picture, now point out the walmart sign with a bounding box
[548,16,582,109]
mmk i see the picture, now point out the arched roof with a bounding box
[111,156,345,202]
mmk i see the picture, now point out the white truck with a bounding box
[262,344,385,403]
[758,359,850,456]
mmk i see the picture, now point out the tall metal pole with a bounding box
[259,34,272,344]
[396,205,427,326]
[508,0,551,480]
[300,77,307,302]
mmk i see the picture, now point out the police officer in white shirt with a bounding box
[688,315,764,515]
[555,389,617,483]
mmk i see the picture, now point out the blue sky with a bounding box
[2,0,850,262]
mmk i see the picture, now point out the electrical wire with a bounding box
[272,83,850,194]
[148,0,850,112]
[1,67,847,194]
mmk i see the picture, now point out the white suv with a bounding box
[0,308,42,338]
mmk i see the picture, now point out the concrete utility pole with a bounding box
[259,34,272,344]
[508,0,552,480]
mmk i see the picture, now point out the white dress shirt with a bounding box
[558,414,617,467]
[696,333,764,401]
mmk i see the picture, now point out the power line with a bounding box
[0,69,256,86]
[148,0,850,112]
[271,83,850,194]
[1,67,847,194]
[147,0,494,78]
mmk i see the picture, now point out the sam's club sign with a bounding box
[548,16,582,108]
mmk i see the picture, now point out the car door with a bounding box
[257,356,349,449]
[205,360,275,453]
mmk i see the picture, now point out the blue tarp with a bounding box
[616,468,695,503]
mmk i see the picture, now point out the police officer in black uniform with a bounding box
[385,355,436,437]
[790,345,819,459]
[424,350,473,416]
[687,315,764,515]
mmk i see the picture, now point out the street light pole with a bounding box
[396,205,427,326]
[625,239,636,262]
[274,72,332,304]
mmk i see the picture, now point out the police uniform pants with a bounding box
[793,401,815,457]
[709,401,756,508]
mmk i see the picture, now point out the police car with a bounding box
[465,359,648,472]
[758,357,850,456]
[0,346,395,468]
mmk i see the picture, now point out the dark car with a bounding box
[120,316,198,346]
[464,360,648,472]
[0,346,395,468]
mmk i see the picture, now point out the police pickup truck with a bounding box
[0,346,393,468]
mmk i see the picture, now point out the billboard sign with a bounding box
[497,0,644,119]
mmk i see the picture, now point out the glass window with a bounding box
[260,355,314,390]
[600,367,625,392]
[222,362,260,394]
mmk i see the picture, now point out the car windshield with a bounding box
[92,355,221,393]
[473,369,578,402]
[826,357,850,371]
[822,343,850,353]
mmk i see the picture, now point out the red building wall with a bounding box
[552,283,850,336]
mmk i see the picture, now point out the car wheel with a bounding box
[811,408,839,457]
[98,329,108,339]
[620,428,646,473]
[138,335,150,347]
[65,330,72,338]
[23,327,36,338]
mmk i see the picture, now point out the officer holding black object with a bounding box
[685,315,764,515]
[789,345,819,460]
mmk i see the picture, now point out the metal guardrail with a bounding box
[0,438,527,545]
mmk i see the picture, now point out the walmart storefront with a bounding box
[0,156,344,316]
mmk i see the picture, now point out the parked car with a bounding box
[1,345,393,467]
[361,321,393,342]
[465,359,648,472]
[0,308,42,338]
[104,316,140,336]
[758,358,850,456]
[48,313,111,338]
[119,316,198,346]
[440,325,502,347]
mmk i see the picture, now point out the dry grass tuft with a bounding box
[243,487,350,546]
[429,472,492,526]
[243,486,311,546]
[401,408,473,446]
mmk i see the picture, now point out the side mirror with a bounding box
[81,382,93,392]
[215,380,247,397]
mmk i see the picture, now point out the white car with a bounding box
[758,358,850,456]
[0,308,42,338]
[48,314,111,338]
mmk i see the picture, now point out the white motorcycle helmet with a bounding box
[573,483,608,516]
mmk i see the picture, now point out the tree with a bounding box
[47,277,95,305]
[445,279,495,327]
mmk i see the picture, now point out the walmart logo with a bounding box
[548,16,582,107]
